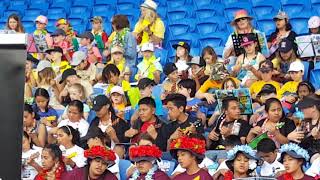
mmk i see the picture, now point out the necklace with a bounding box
[130,164,158,180]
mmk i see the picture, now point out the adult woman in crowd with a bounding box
[246,98,301,147]
[223,10,260,62]
[5,13,24,33]
[133,0,165,47]
[308,16,320,34]
[268,11,297,58]
[61,146,118,180]
[108,15,137,68]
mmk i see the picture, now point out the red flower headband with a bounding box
[129,145,162,160]
[84,146,116,162]
[169,136,206,155]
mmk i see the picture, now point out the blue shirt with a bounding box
[187,98,208,118]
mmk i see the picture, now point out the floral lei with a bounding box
[227,145,256,160]
[130,164,158,180]
[112,27,130,48]
[279,143,309,161]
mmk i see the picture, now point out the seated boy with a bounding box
[78,31,102,64]
[162,62,180,95]
[187,56,209,91]
[135,43,162,84]
[257,138,285,177]
[70,51,97,85]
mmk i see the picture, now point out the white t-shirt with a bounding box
[21,146,42,180]
[109,153,120,180]
[172,157,217,176]
[306,157,320,177]
[59,145,87,171]
[58,119,89,138]
[260,159,285,177]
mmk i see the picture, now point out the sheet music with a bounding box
[296,35,320,58]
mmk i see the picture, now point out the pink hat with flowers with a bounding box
[35,15,48,25]
[231,9,253,26]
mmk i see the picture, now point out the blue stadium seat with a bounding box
[72,24,86,34]
[257,19,275,36]
[157,6,167,19]
[168,33,200,48]
[195,3,224,16]
[195,8,216,20]
[47,12,67,20]
[25,9,43,16]
[69,6,89,19]
[281,0,311,17]
[310,69,320,89]
[224,2,252,21]
[119,159,132,180]
[166,0,186,8]
[22,14,39,22]
[190,47,200,56]
[50,0,71,13]
[290,18,309,35]
[199,33,227,49]
[196,21,218,36]
[117,9,140,23]
[301,60,310,81]
[73,0,94,8]
[29,1,49,10]
[251,0,281,13]
[23,21,36,33]
[154,49,168,66]
[8,1,26,15]
[168,22,190,36]
[46,26,55,33]
[161,160,176,176]
[103,22,112,35]
[68,18,83,26]
[193,0,214,9]
[167,5,194,22]
[214,46,224,57]
[154,0,167,6]
[95,0,116,7]
[92,7,115,22]
[117,2,137,11]
[47,7,65,15]
[47,19,56,27]
[3,10,21,19]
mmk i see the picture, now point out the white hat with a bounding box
[111,46,124,54]
[288,61,304,72]
[308,16,320,29]
[110,86,125,95]
[71,51,87,66]
[140,0,157,11]
[141,43,154,52]
[36,60,51,72]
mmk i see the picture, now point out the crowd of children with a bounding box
[13,0,320,179]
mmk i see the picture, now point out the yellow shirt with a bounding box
[134,18,165,44]
[52,61,71,75]
[249,81,281,97]
[105,80,131,95]
[108,58,126,73]
[199,77,240,93]
[279,81,300,97]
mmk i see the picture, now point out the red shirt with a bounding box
[140,121,156,133]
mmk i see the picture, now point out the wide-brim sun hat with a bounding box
[231,9,253,26]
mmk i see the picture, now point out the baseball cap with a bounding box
[163,62,178,76]
[59,68,77,84]
[288,61,304,72]
[45,47,63,54]
[278,39,293,53]
[137,78,155,90]
[71,51,87,66]
[187,56,206,67]
[111,45,124,54]
[92,95,110,111]
[27,54,39,65]
[140,0,157,11]
[81,127,105,142]
[141,43,154,52]
[90,16,103,23]
[77,31,95,42]
[297,95,320,109]
[172,41,190,52]
[257,84,277,96]
[110,86,125,96]
[308,16,320,29]
[36,60,52,72]
[35,15,48,24]
[51,29,66,37]
[241,34,256,47]
[273,11,289,21]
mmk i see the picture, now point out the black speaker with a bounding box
[0,34,26,179]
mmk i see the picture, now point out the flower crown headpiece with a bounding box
[279,143,309,161]
[129,145,162,160]
[169,136,206,155]
[227,145,256,160]
[84,146,116,162]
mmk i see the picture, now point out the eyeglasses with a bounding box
[235,17,247,23]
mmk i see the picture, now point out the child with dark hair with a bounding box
[78,31,102,64]
[55,125,87,171]
[162,62,180,95]
[125,97,163,144]
[257,138,285,177]
[170,135,212,180]
[178,79,207,123]
[154,93,204,151]
[102,64,131,94]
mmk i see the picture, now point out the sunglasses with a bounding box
[235,17,247,22]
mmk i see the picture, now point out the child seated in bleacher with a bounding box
[102,64,131,94]
[256,138,285,177]
[232,34,265,87]
[56,18,79,51]
[162,62,180,96]
[109,86,133,122]
[61,83,90,121]
[279,60,304,114]
[201,46,224,76]
[78,31,102,64]
[188,56,210,91]
[135,43,162,84]
[90,16,108,56]
[173,42,192,79]
[33,88,58,131]
[45,47,71,76]
[51,29,72,61]
[30,15,53,60]
[177,79,207,124]
[108,44,131,82]
[70,51,97,85]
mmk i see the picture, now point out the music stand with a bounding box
[231,33,262,56]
